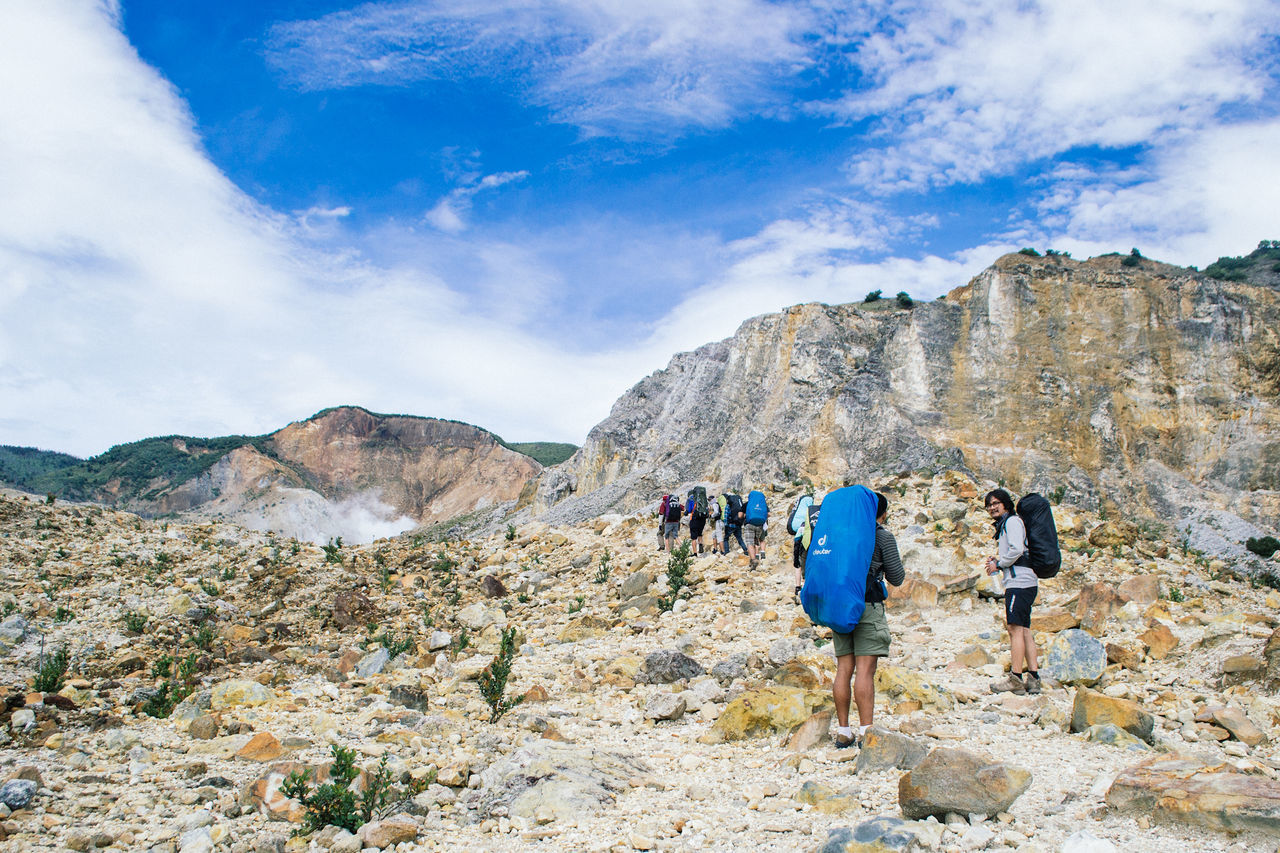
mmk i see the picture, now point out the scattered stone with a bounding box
[621,570,654,599]
[644,693,686,722]
[427,630,452,652]
[818,816,929,852]
[188,715,220,740]
[1041,629,1106,686]
[952,644,994,668]
[0,779,37,810]
[480,574,508,598]
[1221,654,1265,675]
[1140,623,1179,660]
[1208,706,1269,746]
[210,679,274,710]
[1071,689,1155,744]
[1117,575,1160,606]
[874,666,954,711]
[477,740,648,822]
[1105,642,1143,671]
[785,709,833,753]
[360,815,420,847]
[898,748,1031,820]
[1083,724,1152,751]
[1061,829,1118,852]
[355,647,391,677]
[389,684,430,712]
[1088,521,1137,548]
[642,650,703,684]
[1030,607,1080,633]
[236,732,284,762]
[1074,583,1127,635]
[332,589,379,628]
[767,637,809,667]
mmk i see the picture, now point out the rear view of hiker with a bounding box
[687,487,710,556]
[663,490,684,551]
[723,491,749,556]
[743,488,769,567]
[788,494,815,602]
[985,488,1041,695]
[708,495,725,555]
[656,494,672,551]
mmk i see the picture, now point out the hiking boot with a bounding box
[990,674,1026,695]
[793,585,802,606]
[833,731,859,749]
[1025,674,1042,695]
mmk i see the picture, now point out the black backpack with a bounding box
[666,501,683,523]
[1015,492,1061,578]
[724,493,744,525]
[691,486,709,518]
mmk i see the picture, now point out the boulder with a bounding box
[886,578,939,610]
[854,727,928,774]
[427,631,452,652]
[642,650,703,684]
[702,686,830,743]
[480,575,508,599]
[952,645,994,669]
[1117,575,1160,606]
[785,710,833,753]
[898,748,1031,820]
[389,685,430,713]
[1071,689,1155,744]
[476,740,648,822]
[1139,623,1179,660]
[210,680,274,711]
[1074,582,1127,635]
[1083,724,1152,751]
[1105,643,1143,671]
[235,732,284,762]
[359,815,419,847]
[767,637,810,667]
[354,647,390,678]
[457,603,502,632]
[331,589,378,629]
[817,817,935,852]
[0,779,37,810]
[1041,629,1106,685]
[1088,521,1137,547]
[795,781,860,815]
[874,666,954,711]
[1107,755,1280,836]
[644,693,686,722]
[1208,706,1269,747]
[620,570,654,600]
[1030,607,1079,633]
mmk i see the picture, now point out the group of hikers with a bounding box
[655,482,1059,748]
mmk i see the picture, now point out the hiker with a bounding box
[985,488,1041,695]
[723,492,749,556]
[743,489,769,568]
[656,494,671,551]
[713,494,728,555]
[662,490,684,551]
[830,491,903,748]
[687,488,709,556]
[789,494,816,602]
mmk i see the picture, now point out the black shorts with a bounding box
[1004,586,1037,628]
[689,515,707,538]
[793,538,805,570]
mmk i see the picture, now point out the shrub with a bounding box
[659,540,693,612]
[376,632,415,658]
[505,523,517,541]
[478,626,524,722]
[281,745,397,834]
[54,606,74,622]
[895,291,914,308]
[1049,485,1066,505]
[568,595,585,614]
[199,579,219,597]
[1121,248,1142,267]
[594,548,611,584]
[322,537,344,564]
[863,290,882,303]
[34,645,70,692]
[1247,536,1280,559]
[191,623,216,650]
[1018,247,1041,257]
[1168,587,1185,603]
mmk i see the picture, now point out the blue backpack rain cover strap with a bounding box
[800,485,879,634]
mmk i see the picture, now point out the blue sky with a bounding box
[2,0,1279,457]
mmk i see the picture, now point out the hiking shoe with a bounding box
[833,731,859,749]
[793,586,802,605]
[1025,674,1042,695]
[990,674,1026,695]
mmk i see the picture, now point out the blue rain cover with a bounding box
[800,485,878,634]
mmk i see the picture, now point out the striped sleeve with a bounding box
[876,527,905,587]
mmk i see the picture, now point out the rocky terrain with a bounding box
[1,408,545,545]
[3,470,1280,853]
[533,252,1280,558]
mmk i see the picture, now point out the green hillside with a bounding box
[506,442,578,467]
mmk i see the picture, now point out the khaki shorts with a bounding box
[743,524,765,547]
[832,602,890,658]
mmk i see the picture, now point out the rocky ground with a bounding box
[1,472,1279,853]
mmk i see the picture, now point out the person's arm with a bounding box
[879,528,905,587]
[996,516,1027,568]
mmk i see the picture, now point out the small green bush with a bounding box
[34,645,70,693]
[659,540,693,612]
[478,626,524,722]
[863,290,882,303]
[895,291,913,308]
[191,623,216,650]
[1018,247,1041,257]
[505,523,517,541]
[376,632,415,658]
[1121,248,1142,267]
[322,537,344,564]
[1247,536,1280,559]
[594,548,611,584]
[54,606,74,622]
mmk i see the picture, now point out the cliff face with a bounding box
[537,253,1280,530]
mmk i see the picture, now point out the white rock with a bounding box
[1060,828,1118,852]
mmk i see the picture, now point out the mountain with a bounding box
[0,407,551,543]
[534,250,1280,550]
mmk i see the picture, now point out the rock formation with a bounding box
[536,253,1280,552]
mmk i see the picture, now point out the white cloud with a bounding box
[424,169,529,233]
[265,0,816,138]
[820,0,1280,189]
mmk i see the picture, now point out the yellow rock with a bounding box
[211,679,275,710]
[702,686,831,743]
[875,665,955,711]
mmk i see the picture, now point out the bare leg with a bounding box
[853,655,879,728]
[1016,625,1038,671]
[834,653,855,728]
[1009,626,1025,674]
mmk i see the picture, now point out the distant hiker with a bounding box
[743,489,769,568]
[985,488,1041,695]
[663,491,684,551]
[712,494,727,555]
[723,491,749,556]
[687,487,710,556]
[656,494,673,551]
[788,494,816,602]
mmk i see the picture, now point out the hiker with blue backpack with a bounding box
[799,486,904,748]
[743,489,769,567]
[723,492,749,556]
[984,488,1062,695]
